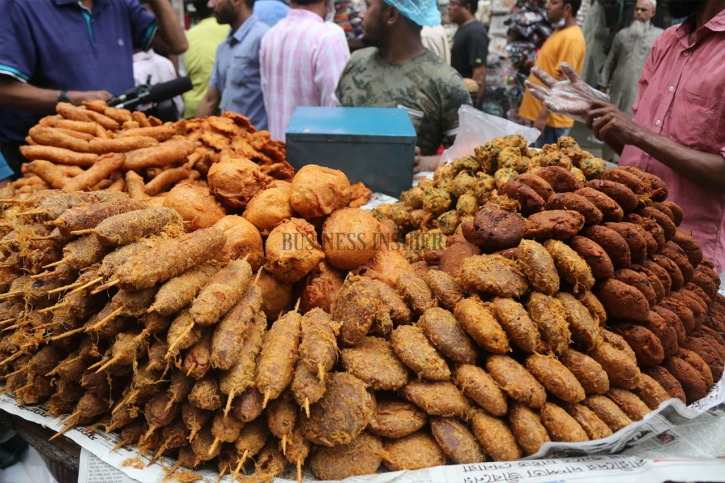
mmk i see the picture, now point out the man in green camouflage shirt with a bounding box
[335,0,471,172]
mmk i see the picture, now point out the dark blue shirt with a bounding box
[0,0,157,143]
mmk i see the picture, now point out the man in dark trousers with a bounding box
[448,0,489,108]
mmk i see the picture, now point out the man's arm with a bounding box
[146,0,188,55]
[195,86,221,118]
[472,65,486,109]
[414,134,457,173]
[587,101,725,192]
[0,76,110,113]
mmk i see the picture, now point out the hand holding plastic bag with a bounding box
[524,62,610,122]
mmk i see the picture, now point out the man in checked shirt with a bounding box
[259,0,351,141]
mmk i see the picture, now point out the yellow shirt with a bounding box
[183,18,229,119]
[519,25,586,128]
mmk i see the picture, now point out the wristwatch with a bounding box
[57,90,71,105]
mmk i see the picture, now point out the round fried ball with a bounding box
[164,184,226,231]
[256,269,293,320]
[322,207,380,270]
[212,215,264,270]
[300,260,345,313]
[208,157,268,209]
[300,372,376,447]
[242,187,295,232]
[351,249,413,288]
[290,165,351,219]
[265,218,325,283]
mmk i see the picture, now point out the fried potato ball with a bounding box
[242,187,295,232]
[290,165,351,219]
[212,215,264,270]
[208,156,268,209]
[322,208,380,270]
[265,218,325,283]
[351,249,413,288]
[164,184,226,231]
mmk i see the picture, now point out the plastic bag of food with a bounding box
[440,105,540,165]
[524,62,610,123]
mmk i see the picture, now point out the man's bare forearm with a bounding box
[0,77,61,113]
[631,128,725,192]
[147,0,188,54]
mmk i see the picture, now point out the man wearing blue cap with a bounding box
[335,0,471,172]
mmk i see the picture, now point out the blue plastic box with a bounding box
[285,107,417,198]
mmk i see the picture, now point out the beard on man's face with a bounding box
[665,0,704,18]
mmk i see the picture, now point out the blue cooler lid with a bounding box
[286,107,416,141]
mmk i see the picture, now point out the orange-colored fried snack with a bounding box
[55,127,94,140]
[28,125,90,152]
[350,249,413,288]
[257,269,293,320]
[118,122,184,141]
[132,110,152,127]
[208,157,268,209]
[88,136,159,154]
[290,165,351,219]
[121,138,196,171]
[212,215,264,270]
[56,102,94,122]
[125,170,148,200]
[348,181,373,208]
[164,184,227,231]
[242,187,294,232]
[144,165,192,196]
[222,111,256,132]
[54,119,98,134]
[300,260,345,313]
[265,218,325,283]
[24,161,71,189]
[259,161,295,181]
[62,153,125,191]
[322,208,380,270]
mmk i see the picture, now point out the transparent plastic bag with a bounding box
[524,62,610,123]
[440,105,540,164]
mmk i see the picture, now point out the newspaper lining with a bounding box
[2,369,725,483]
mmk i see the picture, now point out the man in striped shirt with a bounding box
[260,0,350,141]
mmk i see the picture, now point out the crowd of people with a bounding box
[0,0,722,273]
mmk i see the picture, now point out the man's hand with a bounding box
[414,147,442,173]
[67,90,112,106]
[533,113,547,133]
[585,100,642,155]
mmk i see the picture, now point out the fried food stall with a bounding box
[0,101,724,483]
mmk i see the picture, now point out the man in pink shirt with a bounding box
[260,0,350,141]
[583,0,725,275]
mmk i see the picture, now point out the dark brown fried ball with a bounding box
[555,291,603,351]
[461,202,525,251]
[524,210,585,240]
[631,373,672,410]
[300,372,376,447]
[368,399,427,439]
[383,430,447,471]
[575,187,624,222]
[585,179,638,213]
[642,366,686,404]
[340,337,409,391]
[309,431,383,480]
[548,192,603,225]
[594,279,650,323]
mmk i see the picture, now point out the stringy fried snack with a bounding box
[454,298,510,354]
[242,186,295,232]
[562,403,613,440]
[212,215,264,270]
[309,432,383,481]
[401,380,471,417]
[391,325,450,381]
[469,409,522,461]
[419,307,479,364]
[164,184,226,231]
[518,239,560,295]
[322,208,380,270]
[265,218,325,283]
[430,417,484,464]
[457,254,529,298]
[486,354,546,408]
[555,291,603,351]
[508,403,550,456]
[368,400,427,439]
[299,261,344,313]
[207,157,268,209]
[544,239,595,292]
[492,297,540,353]
[300,372,376,446]
[453,364,508,416]
[540,402,589,442]
[383,430,447,471]
[340,336,408,391]
[290,164,351,219]
[527,292,571,355]
[559,349,610,395]
[525,353,586,403]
